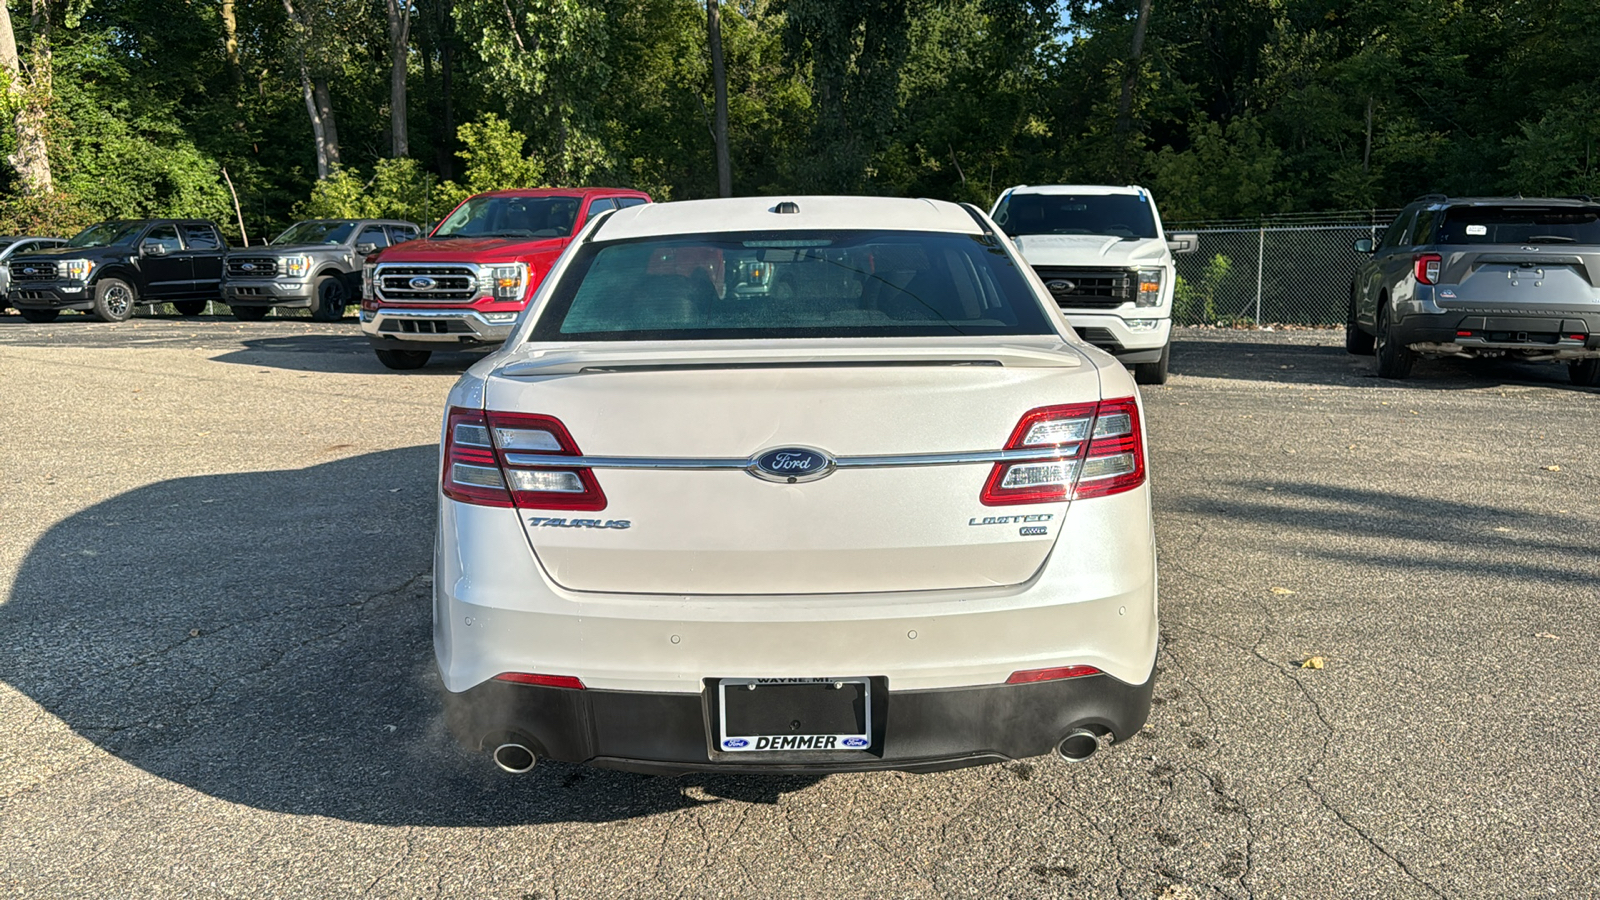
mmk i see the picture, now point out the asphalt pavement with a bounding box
[1,311,1596,898]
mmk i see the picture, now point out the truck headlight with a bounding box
[362,263,375,300]
[64,259,94,281]
[481,263,528,300]
[1135,268,1163,307]
[280,255,311,279]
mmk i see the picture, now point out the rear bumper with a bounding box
[442,670,1154,774]
[1393,304,1600,357]
[224,280,313,307]
[9,284,92,310]
[360,306,515,345]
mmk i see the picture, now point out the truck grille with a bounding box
[228,257,279,278]
[376,265,479,302]
[10,261,58,281]
[1032,266,1133,310]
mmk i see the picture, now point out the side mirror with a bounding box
[1165,233,1198,255]
[1353,238,1375,253]
[141,240,170,257]
[355,243,378,256]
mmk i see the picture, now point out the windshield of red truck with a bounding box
[433,196,582,240]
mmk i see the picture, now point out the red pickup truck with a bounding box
[359,187,651,370]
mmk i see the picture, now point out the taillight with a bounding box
[442,407,607,510]
[1006,665,1102,685]
[979,397,1145,506]
[1414,253,1442,285]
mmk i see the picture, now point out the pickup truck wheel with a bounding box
[1374,303,1415,380]
[173,300,207,317]
[231,305,270,321]
[374,348,431,370]
[1132,341,1170,385]
[1571,359,1600,387]
[17,308,58,323]
[1344,292,1375,355]
[310,275,348,322]
[91,278,136,323]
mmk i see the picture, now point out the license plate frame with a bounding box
[715,677,873,753]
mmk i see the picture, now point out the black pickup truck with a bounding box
[224,218,422,321]
[7,219,229,323]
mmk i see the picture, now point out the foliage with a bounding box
[7,0,1600,237]
[1173,253,1232,325]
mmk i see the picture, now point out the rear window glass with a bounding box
[530,230,1055,341]
[992,192,1158,239]
[1437,207,1600,244]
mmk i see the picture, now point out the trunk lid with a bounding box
[482,338,1101,595]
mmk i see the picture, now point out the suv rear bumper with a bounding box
[9,284,93,310]
[442,670,1154,775]
[360,306,515,346]
[224,280,314,307]
[1394,302,1600,357]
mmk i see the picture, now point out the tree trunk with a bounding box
[221,0,243,84]
[1113,0,1154,174]
[0,0,52,196]
[299,61,332,179]
[386,0,411,157]
[706,0,730,197]
[313,75,341,171]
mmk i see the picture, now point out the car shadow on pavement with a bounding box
[0,446,819,826]
[1171,336,1596,392]
[213,337,491,374]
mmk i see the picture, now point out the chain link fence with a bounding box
[1168,211,1400,326]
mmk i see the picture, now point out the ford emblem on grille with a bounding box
[241,263,255,271]
[409,276,437,290]
[22,267,35,275]
[749,446,835,483]
[1046,279,1075,293]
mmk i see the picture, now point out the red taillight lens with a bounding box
[980,398,1146,505]
[1414,253,1442,285]
[1006,664,1102,685]
[493,672,586,689]
[441,407,607,511]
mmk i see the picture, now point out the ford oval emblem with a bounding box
[749,446,835,483]
[409,276,437,290]
[240,263,255,271]
[1046,279,1075,293]
[722,738,749,749]
[22,267,35,275]
[842,737,870,748]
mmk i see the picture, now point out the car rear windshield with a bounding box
[68,222,143,248]
[274,221,357,245]
[991,192,1158,239]
[530,230,1056,341]
[434,196,580,240]
[1436,206,1600,244]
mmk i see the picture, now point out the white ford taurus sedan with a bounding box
[433,196,1157,774]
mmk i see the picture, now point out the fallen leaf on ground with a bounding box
[1535,633,1559,640]
[1270,586,1296,595]
[1541,465,1560,472]
[1299,656,1326,669]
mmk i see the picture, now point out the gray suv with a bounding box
[1348,195,1600,385]
[224,219,421,321]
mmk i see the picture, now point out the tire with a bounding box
[1345,291,1375,355]
[91,278,137,323]
[231,304,270,321]
[1571,358,1600,387]
[173,300,207,317]
[17,307,58,323]
[374,348,431,370]
[1132,341,1171,385]
[1374,302,1416,380]
[310,274,348,322]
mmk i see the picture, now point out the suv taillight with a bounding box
[442,407,607,510]
[1414,253,1442,285]
[979,398,1145,506]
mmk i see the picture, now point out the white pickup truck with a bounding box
[991,185,1195,384]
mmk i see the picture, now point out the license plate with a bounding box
[716,677,872,752]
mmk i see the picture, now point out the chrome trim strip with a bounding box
[500,445,1082,470]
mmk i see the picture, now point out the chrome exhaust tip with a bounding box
[492,742,537,774]
[1056,728,1102,763]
